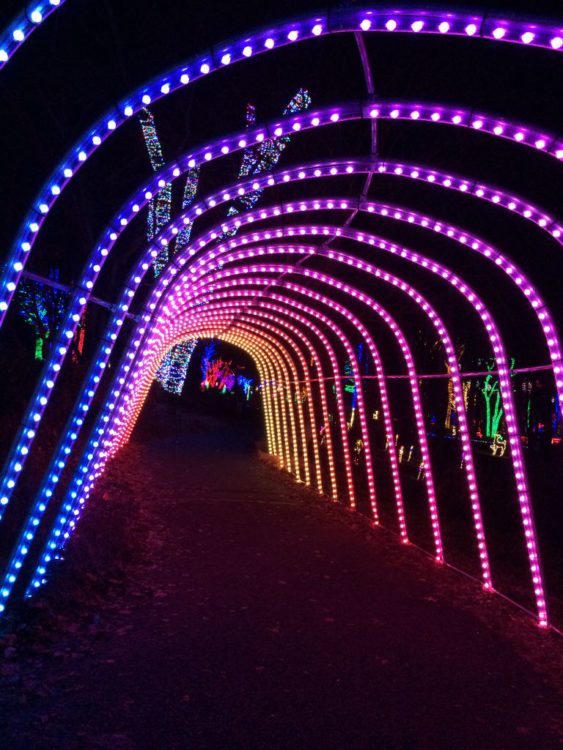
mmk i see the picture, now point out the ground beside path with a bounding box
[0,411,562,749]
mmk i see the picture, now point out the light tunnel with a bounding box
[0,4,561,632]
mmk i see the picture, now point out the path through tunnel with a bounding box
[0,1,562,745]
[2,395,563,748]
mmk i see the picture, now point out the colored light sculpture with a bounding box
[140,110,200,391]
[228,88,312,217]
[16,270,67,360]
[444,345,465,432]
[478,358,516,439]
[139,108,173,276]
[155,338,197,395]
[237,375,253,400]
[0,7,559,635]
[175,166,200,250]
[201,349,237,392]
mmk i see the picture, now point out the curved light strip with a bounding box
[201,285,441,553]
[114,320,302,481]
[2,94,561,328]
[1,200,556,624]
[169,201,562,461]
[193,240,549,620]
[148,241,520,583]
[79,258,482,612]
[170,158,563,246]
[0,1,66,71]
[16,247,520,616]
[124,295,359,507]
[136,300,377,514]
[138,177,561,406]
[148,248,547,623]
[158,260,469,551]
[27,225,516,600]
[177,192,563,397]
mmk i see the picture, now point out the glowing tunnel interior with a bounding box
[0,5,561,632]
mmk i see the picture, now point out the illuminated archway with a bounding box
[0,5,560,632]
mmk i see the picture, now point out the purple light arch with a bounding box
[108,225,546,617]
[5,214,556,624]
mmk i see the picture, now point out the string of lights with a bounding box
[139,108,173,276]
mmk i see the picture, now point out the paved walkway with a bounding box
[1,413,562,749]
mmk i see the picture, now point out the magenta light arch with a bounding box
[106,225,547,617]
[0,5,560,635]
[158,297,413,543]
[157,285,442,555]
[8,214,556,624]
